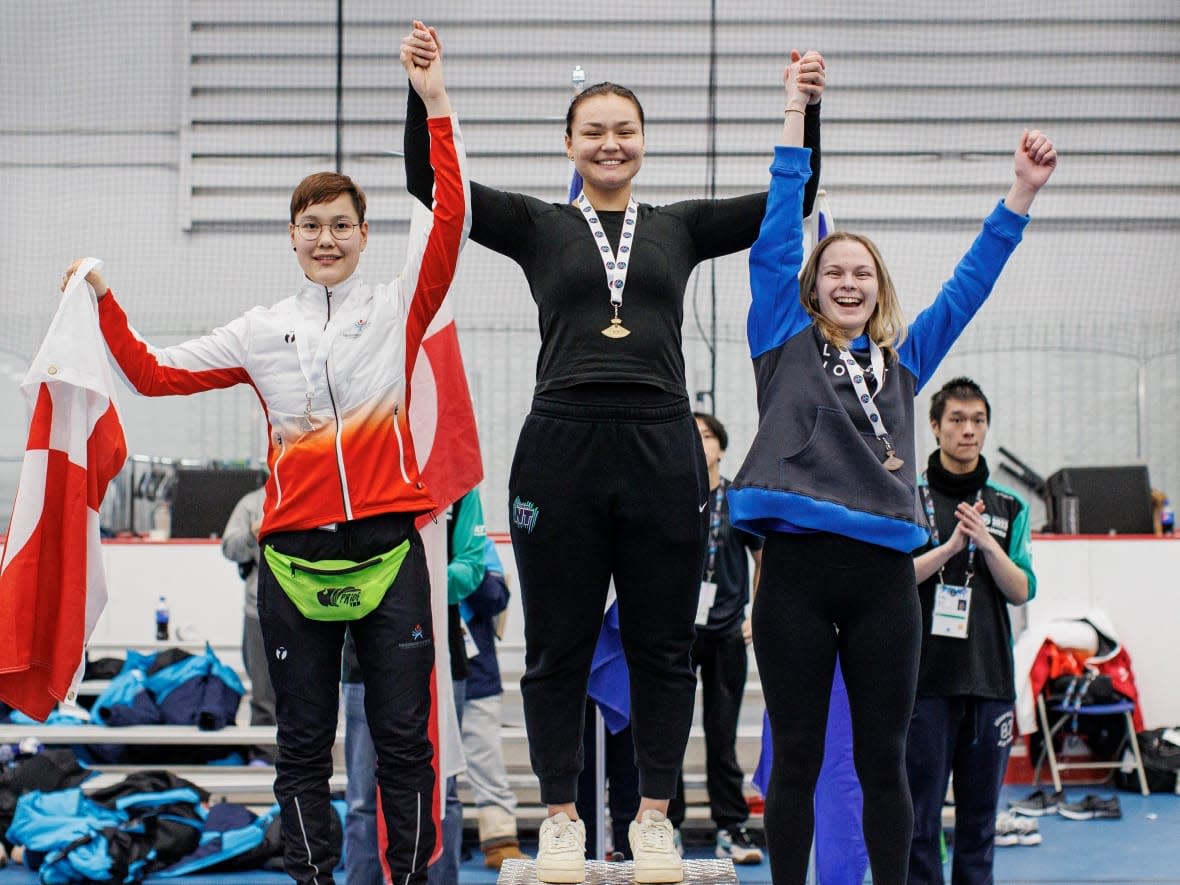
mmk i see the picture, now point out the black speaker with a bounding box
[168,467,267,539]
[1044,466,1153,535]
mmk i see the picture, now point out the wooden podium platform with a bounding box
[496,858,737,885]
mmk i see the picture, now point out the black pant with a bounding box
[753,531,920,885]
[668,628,750,831]
[258,513,436,885]
[907,697,1014,885]
[509,391,707,803]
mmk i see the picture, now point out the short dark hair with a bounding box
[566,82,646,136]
[289,172,367,223]
[693,412,728,451]
[929,376,991,423]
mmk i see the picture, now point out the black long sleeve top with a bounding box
[405,90,822,397]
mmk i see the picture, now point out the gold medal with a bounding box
[602,307,630,338]
[576,193,637,342]
[884,451,904,471]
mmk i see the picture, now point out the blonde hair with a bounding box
[798,231,908,359]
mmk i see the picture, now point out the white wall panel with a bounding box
[4,0,1179,539]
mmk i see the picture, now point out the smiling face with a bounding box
[933,397,990,474]
[564,93,645,203]
[811,238,880,340]
[289,193,368,288]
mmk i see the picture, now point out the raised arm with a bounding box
[800,51,824,217]
[684,51,824,260]
[745,57,816,358]
[1002,128,1057,216]
[401,20,451,118]
[61,258,251,397]
[904,130,1057,388]
[402,21,447,209]
[785,50,823,151]
[397,21,470,347]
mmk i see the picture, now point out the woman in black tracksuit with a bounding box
[403,24,823,882]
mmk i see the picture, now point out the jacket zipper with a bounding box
[290,556,382,577]
[271,432,286,509]
[323,285,353,520]
[391,402,412,485]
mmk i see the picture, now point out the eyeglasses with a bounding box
[294,220,361,241]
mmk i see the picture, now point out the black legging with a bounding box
[752,531,920,885]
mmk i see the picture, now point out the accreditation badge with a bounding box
[931,582,972,639]
[695,581,718,626]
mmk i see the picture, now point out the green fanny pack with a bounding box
[263,539,411,622]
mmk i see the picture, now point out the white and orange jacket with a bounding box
[97,115,471,537]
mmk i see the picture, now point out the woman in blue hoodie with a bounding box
[729,85,1056,883]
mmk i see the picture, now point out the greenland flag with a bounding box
[0,258,127,720]
[399,202,481,867]
[410,294,483,521]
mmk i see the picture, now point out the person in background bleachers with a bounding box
[220,485,277,747]
[667,413,763,865]
[461,536,530,869]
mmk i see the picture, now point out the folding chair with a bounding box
[1034,689,1150,797]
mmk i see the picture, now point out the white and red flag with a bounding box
[0,258,127,720]
[405,202,482,865]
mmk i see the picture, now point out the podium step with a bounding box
[496,858,737,885]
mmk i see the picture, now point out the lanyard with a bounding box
[576,192,638,338]
[920,480,983,587]
[703,482,726,582]
[836,341,902,470]
[294,289,355,429]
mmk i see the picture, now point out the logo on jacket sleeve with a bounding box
[512,496,540,534]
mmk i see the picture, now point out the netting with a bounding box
[4,1,1179,532]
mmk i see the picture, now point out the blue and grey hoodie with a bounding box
[729,145,1030,553]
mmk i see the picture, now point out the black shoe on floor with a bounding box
[1058,794,1122,820]
[1008,787,1066,816]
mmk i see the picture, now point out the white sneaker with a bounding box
[995,811,1019,846]
[995,811,1042,847]
[535,812,586,884]
[629,810,684,884]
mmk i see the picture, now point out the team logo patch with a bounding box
[995,710,1015,748]
[316,585,362,609]
[399,623,431,650]
[512,496,540,534]
[987,514,1010,538]
[343,318,369,339]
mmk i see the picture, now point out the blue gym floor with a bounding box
[1,786,1175,883]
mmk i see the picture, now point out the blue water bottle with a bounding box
[1162,498,1175,536]
[155,595,170,641]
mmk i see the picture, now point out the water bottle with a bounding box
[1060,494,1081,535]
[155,595,170,641]
[1162,498,1175,536]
